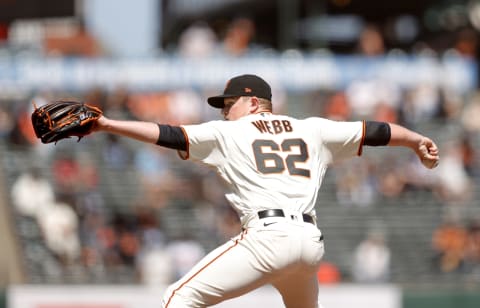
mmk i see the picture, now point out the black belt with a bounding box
[258,209,315,225]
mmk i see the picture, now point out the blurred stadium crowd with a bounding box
[1,0,480,289]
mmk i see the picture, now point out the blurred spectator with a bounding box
[102,134,133,170]
[79,210,109,269]
[352,229,391,283]
[51,151,81,198]
[464,218,480,272]
[84,87,107,110]
[345,78,401,119]
[73,160,105,249]
[401,82,440,125]
[137,241,174,285]
[411,41,438,57]
[461,91,480,133]
[44,20,103,57]
[133,145,177,209]
[166,233,206,281]
[0,105,14,139]
[323,91,351,121]
[127,92,172,122]
[76,152,100,192]
[432,215,468,273]
[9,102,37,146]
[333,158,377,208]
[37,195,81,265]
[76,202,106,267]
[178,22,217,58]
[440,89,464,121]
[453,27,478,59]
[357,24,385,56]
[316,261,342,284]
[108,213,140,266]
[11,165,55,218]
[218,17,256,57]
[135,206,166,247]
[459,134,478,177]
[373,102,398,123]
[398,154,437,193]
[376,164,406,198]
[432,142,474,206]
[104,86,133,120]
[134,209,168,285]
[191,171,234,240]
[215,204,242,241]
[51,151,98,199]
[94,216,119,267]
[117,227,140,266]
[167,89,203,124]
[0,22,7,41]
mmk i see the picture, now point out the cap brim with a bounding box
[207,94,237,108]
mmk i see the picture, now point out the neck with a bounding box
[254,108,272,114]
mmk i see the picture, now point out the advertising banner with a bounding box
[8,284,401,308]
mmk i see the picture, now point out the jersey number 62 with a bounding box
[252,138,310,178]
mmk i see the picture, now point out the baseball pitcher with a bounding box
[33,74,439,307]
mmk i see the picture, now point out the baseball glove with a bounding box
[31,101,103,144]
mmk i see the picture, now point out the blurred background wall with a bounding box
[1,1,480,307]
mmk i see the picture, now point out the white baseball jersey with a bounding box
[163,112,364,308]
[181,112,364,223]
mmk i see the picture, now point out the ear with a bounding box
[249,96,260,113]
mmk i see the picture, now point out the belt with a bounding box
[258,209,315,225]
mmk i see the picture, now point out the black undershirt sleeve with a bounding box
[156,124,187,151]
[363,121,391,146]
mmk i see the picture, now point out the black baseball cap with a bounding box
[207,74,272,108]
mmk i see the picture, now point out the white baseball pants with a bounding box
[162,215,325,308]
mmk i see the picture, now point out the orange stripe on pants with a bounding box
[164,230,247,307]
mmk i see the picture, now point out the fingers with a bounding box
[429,147,439,156]
[422,156,439,169]
[425,145,439,159]
[423,154,440,163]
[93,115,108,131]
[418,138,440,169]
[427,141,439,154]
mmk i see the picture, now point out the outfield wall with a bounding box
[8,284,480,308]
[8,284,401,308]
[403,290,480,308]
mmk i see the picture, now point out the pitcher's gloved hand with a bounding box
[31,101,103,144]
